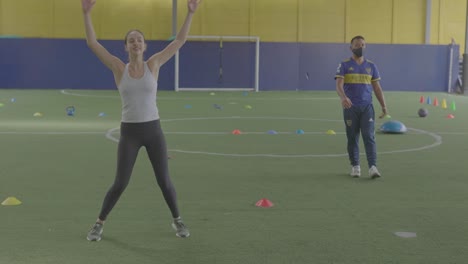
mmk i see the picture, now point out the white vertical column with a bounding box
[173,0,179,91]
[425,0,431,44]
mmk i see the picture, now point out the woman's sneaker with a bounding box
[87,223,104,241]
[172,219,190,238]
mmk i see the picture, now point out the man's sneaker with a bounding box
[369,166,381,179]
[350,166,361,178]
[172,219,190,238]
[87,223,104,241]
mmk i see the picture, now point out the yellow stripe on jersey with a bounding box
[344,74,372,84]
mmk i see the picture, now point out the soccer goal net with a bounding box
[175,35,260,92]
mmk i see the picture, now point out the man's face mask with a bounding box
[352,47,363,57]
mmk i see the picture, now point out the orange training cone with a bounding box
[255,198,274,208]
[433,97,439,107]
[447,114,455,119]
[232,129,242,135]
[419,96,424,103]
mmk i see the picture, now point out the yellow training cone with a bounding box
[33,112,43,117]
[326,129,336,135]
[1,197,22,206]
[441,99,447,109]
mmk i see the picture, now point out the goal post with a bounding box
[174,35,260,92]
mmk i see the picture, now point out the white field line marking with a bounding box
[104,117,443,158]
[60,89,338,101]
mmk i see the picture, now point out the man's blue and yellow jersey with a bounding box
[335,58,381,106]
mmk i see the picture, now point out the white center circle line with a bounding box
[105,116,442,158]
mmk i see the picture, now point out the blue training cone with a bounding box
[426,96,431,105]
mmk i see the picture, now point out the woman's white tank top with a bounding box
[118,62,159,122]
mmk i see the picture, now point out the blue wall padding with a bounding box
[260,42,300,91]
[179,41,255,89]
[0,38,459,92]
[299,43,349,91]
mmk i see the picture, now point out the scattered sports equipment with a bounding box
[441,99,447,109]
[66,106,76,116]
[379,120,407,134]
[255,198,274,208]
[296,129,305,134]
[418,108,428,117]
[1,196,22,206]
[451,101,456,111]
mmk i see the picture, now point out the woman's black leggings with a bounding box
[98,120,179,220]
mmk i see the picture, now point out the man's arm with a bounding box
[372,81,388,118]
[336,77,352,109]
